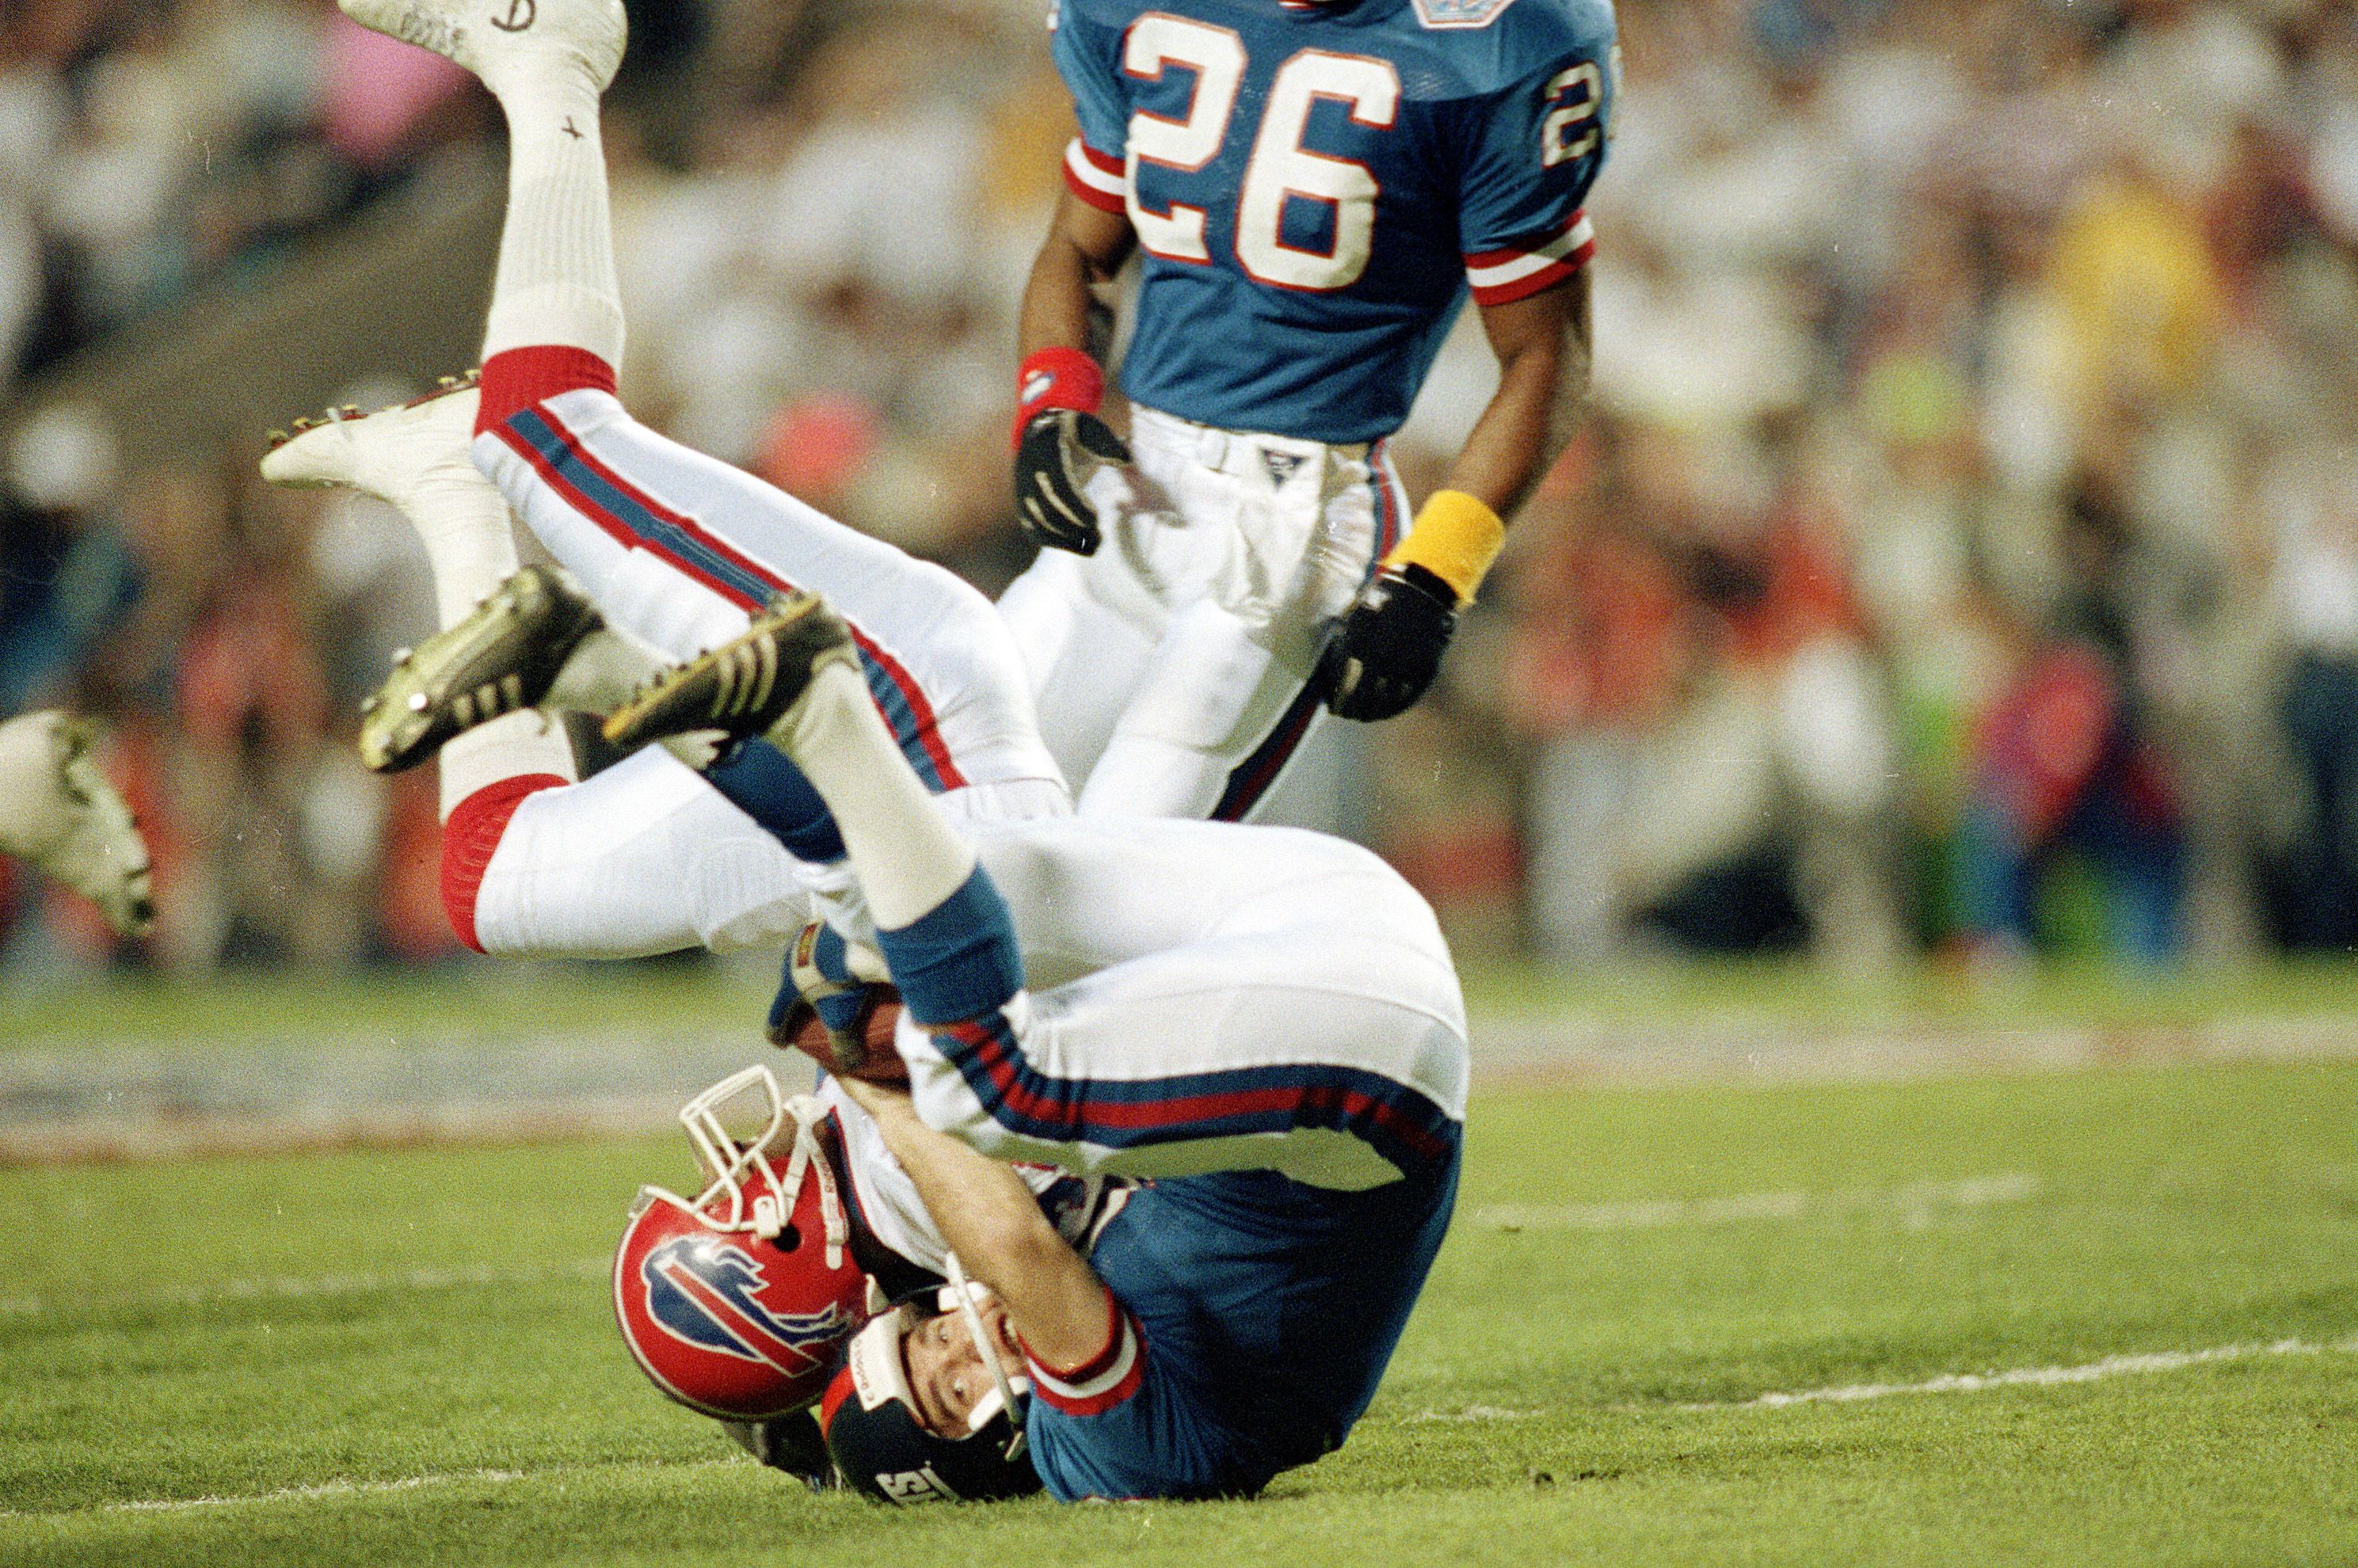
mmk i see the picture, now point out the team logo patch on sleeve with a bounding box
[1410,0,1520,29]
[642,1235,853,1371]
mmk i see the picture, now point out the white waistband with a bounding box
[1127,402,1375,472]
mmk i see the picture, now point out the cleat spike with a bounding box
[355,565,602,774]
[602,592,855,752]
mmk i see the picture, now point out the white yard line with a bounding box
[1408,1334,2358,1425]
[1680,1335,2358,1412]
[0,1457,741,1522]
[0,1257,610,1320]
[1472,1173,2039,1232]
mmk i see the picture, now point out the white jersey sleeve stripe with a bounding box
[1025,1290,1147,1416]
[1463,211,1594,305]
[1063,137,1127,214]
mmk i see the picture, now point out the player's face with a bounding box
[901,1301,1024,1437]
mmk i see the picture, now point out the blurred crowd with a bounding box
[6,0,2358,975]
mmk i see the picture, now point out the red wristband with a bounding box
[1011,348,1105,451]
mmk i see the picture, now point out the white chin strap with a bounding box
[943,1251,1027,1461]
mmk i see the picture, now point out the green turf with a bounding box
[2,1057,2352,1564]
[13,957,2358,1052]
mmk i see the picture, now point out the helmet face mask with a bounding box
[819,1279,1042,1505]
[612,1066,869,1420]
[676,1064,799,1235]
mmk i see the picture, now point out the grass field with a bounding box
[2,980,2355,1565]
[17,954,2358,1045]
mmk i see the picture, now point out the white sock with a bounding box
[773,661,975,931]
[405,482,522,630]
[482,77,625,364]
[439,710,579,819]
[543,625,664,712]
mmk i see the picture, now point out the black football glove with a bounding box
[1317,562,1460,722]
[1013,409,1131,557]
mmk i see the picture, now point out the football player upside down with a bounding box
[277,0,1479,1502]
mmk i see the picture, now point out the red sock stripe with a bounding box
[478,346,618,432]
[440,773,566,952]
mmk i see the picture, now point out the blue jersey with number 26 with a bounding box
[1053,0,1617,445]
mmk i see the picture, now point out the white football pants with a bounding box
[996,403,1408,823]
[901,813,1469,1191]
[462,384,1069,957]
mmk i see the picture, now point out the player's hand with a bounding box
[1317,562,1460,722]
[1013,409,1130,557]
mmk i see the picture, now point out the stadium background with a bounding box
[8,0,2358,981]
[3,4,2355,1560]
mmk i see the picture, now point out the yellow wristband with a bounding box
[1385,489,1506,604]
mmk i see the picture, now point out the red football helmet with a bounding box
[612,1065,870,1419]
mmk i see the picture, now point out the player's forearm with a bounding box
[834,1075,1105,1366]
[1445,276,1593,517]
[1019,236,1100,359]
[1442,292,1594,514]
[1018,195,1135,360]
[1444,341,1570,516]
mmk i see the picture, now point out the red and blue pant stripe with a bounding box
[491,402,967,794]
[932,1009,1460,1178]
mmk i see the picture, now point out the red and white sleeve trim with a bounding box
[1023,1288,1146,1417]
[1464,210,1595,306]
[1062,138,1128,215]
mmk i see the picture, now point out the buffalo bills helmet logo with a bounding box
[642,1235,853,1370]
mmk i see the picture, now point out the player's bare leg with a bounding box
[0,710,154,938]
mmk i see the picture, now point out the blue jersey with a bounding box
[1053,0,1617,444]
[1020,1155,1460,1501]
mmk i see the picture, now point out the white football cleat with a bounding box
[261,371,483,514]
[0,711,154,938]
[337,0,625,101]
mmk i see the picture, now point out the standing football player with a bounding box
[1001,0,1615,819]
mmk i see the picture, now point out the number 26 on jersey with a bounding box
[1117,15,1602,293]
